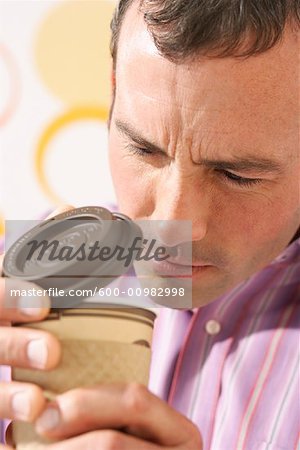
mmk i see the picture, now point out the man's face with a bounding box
[108,3,300,307]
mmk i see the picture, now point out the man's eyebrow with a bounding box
[115,119,283,174]
[115,119,165,153]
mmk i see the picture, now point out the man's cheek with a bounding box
[236,204,296,255]
[215,194,289,247]
[110,161,151,217]
[108,143,131,200]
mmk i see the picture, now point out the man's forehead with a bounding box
[117,1,161,64]
[116,0,299,75]
[115,1,299,161]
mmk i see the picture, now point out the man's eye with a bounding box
[219,170,263,187]
[126,145,153,156]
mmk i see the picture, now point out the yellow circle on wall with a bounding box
[35,0,115,108]
[35,106,108,204]
[0,214,4,237]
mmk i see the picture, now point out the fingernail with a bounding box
[12,391,31,419]
[18,295,50,316]
[36,407,60,432]
[27,339,48,368]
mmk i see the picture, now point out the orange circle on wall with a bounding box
[35,106,108,204]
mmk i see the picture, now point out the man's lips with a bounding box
[150,257,213,277]
[165,258,212,267]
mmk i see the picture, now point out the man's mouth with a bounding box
[150,257,213,277]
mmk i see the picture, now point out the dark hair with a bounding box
[110,0,300,65]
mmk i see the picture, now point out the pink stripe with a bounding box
[186,283,247,418]
[294,431,300,450]
[236,302,297,450]
[208,286,273,448]
[167,310,200,404]
[212,279,280,449]
[168,283,242,407]
[205,296,255,449]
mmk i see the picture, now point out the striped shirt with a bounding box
[1,238,299,448]
[149,237,300,450]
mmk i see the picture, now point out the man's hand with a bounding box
[0,206,72,426]
[0,272,60,424]
[34,383,203,449]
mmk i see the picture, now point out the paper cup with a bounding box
[12,306,156,449]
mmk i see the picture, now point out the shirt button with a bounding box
[205,319,221,335]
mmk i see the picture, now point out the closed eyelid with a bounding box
[126,144,153,154]
[218,170,263,187]
[202,159,283,176]
[115,119,284,176]
[219,169,261,179]
[116,120,165,154]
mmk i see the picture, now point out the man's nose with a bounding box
[150,170,208,247]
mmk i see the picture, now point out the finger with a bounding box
[0,324,61,369]
[0,278,51,323]
[0,381,46,422]
[0,445,14,450]
[34,383,200,447]
[45,205,74,220]
[45,430,162,450]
